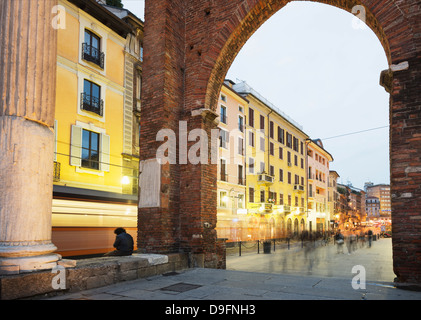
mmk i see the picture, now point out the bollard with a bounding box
[239,241,242,257]
[257,240,260,254]
[287,238,290,250]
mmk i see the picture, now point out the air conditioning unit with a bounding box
[287,162,292,167]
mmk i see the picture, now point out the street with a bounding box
[227,238,395,282]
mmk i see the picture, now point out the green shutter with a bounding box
[70,125,82,166]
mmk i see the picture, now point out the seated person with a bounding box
[104,227,134,256]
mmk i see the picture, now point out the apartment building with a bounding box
[365,183,391,218]
[52,0,143,256]
[307,139,333,232]
[216,80,309,241]
[328,170,340,229]
[216,81,249,241]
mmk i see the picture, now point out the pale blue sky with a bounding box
[121,0,390,190]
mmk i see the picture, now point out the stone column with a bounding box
[0,0,60,274]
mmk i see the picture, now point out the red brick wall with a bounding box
[141,0,421,281]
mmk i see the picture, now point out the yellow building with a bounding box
[216,80,309,241]
[52,0,143,257]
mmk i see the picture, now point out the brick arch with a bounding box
[141,0,421,286]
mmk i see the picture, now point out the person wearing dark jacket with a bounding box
[104,227,134,256]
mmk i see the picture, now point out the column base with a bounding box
[0,253,61,275]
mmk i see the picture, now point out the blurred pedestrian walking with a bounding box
[335,230,344,254]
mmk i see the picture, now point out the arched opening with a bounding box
[206,1,400,282]
[139,0,421,285]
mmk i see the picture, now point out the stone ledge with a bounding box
[0,253,188,300]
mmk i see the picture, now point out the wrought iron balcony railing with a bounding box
[82,43,105,69]
[81,92,103,116]
[53,161,60,182]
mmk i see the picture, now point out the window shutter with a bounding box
[100,133,110,172]
[70,125,82,166]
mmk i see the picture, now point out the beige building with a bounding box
[365,183,391,218]
[307,139,333,233]
[216,81,248,241]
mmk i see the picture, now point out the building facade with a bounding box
[307,139,333,233]
[52,0,143,256]
[365,183,392,218]
[328,170,340,230]
[216,80,309,241]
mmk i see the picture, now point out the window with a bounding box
[238,116,244,132]
[219,129,229,148]
[248,157,254,173]
[82,29,104,68]
[249,131,254,147]
[249,187,255,203]
[260,115,265,131]
[269,165,274,177]
[269,121,274,138]
[81,130,100,170]
[279,169,283,182]
[260,137,265,152]
[220,159,227,181]
[288,172,291,184]
[260,190,265,203]
[293,137,299,152]
[220,94,227,102]
[260,162,265,174]
[278,127,284,144]
[248,108,254,127]
[82,79,103,116]
[286,132,292,148]
[238,137,244,155]
[269,142,274,156]
[220,105,227,124]
[70,124,110,172]
[238,165,244,185]
[279,147,283,160]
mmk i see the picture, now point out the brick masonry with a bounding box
[140,0,421,283]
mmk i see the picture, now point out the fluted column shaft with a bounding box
[0,0,59,274]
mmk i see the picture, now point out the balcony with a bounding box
[82,43,104,69]
[257,173,274,186]
[53,161,60,182]
[293,184,305,193]
[81,92,104,116]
